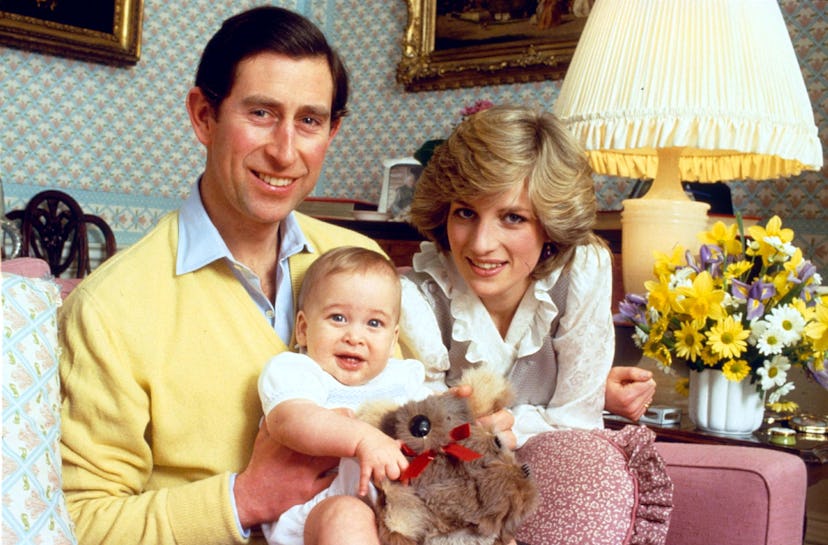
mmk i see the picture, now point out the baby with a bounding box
[258,246,432,545]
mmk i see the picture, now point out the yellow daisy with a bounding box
[706,316,749,359]
[699,345,720,367]
[674,321,704,362]
[722,359,750,381]
[643,341,672,367]
[674,378,689,397]
[723,260,753,282]
[767,400,800,413]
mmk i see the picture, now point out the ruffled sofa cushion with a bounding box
[515,425,673,545]
[2,271,77,544]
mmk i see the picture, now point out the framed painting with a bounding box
[0,0,143,66]
[378,157,423,221]
[397,0,590,92]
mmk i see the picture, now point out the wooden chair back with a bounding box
[6,190,116,277]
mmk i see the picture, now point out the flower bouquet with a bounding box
[616,215,828,412]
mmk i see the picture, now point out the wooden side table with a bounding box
[604,413,828,486]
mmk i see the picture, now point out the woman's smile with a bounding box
[467,257,506,275]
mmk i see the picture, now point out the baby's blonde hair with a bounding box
[298,246,401,319]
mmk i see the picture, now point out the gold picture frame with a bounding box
[397,0,587,92]
[0,0,143,66]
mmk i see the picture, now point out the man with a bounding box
[59,7,382,544]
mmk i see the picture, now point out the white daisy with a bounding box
[764,304,805,345]
[633,327,648,347]
[764,236,796,261]
[754,321,784,355]
[767,381,795,403]
[722,291,739,311]
[747,318,766,346]
[670,267,694,290]
[756,356,790,391]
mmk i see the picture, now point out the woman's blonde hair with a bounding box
[408,104,603,277]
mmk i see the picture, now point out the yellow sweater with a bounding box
[59,211,383,545]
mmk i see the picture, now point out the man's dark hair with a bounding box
[194,6,349,122]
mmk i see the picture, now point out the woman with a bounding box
[399,105,653,448]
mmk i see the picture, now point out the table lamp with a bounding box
[553,0,823,295]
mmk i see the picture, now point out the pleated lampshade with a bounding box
[553,0,823,295]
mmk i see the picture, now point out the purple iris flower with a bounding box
[698,244,722,270]
[751,280,776,301]
[732,280,776,321]
[615,294,648,325]
[808,359,828,390]
[744,298,765,321]
[731,279,750,301]
[785,273,803,286]
[684,249,701,273]
[796,262,821,301]
[796,261,817,285]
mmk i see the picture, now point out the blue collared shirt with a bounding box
[177,181,312,344]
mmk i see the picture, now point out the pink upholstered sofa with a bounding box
[656,442,806,545]
[2,257,808,545]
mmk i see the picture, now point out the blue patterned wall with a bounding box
[1,0,826,268]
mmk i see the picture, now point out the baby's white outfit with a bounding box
[257,352,432,545]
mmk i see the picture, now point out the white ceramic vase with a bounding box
[688,369,765,435]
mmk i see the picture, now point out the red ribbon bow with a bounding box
[399,422,482,483]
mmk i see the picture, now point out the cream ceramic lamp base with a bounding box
[619,148,710,296]
[621,198,709,295]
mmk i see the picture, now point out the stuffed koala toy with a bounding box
[358,368,538,545]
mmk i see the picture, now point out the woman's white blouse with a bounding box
[400,241,614,447]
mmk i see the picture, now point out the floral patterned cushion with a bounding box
[2,272,77,544]
[515,425,673,545]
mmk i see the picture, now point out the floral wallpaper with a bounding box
[1,0,826,269]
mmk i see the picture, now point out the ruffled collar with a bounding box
[412,242,564,375]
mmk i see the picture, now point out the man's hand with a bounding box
[605,366,656,421]
[234,424,338,530]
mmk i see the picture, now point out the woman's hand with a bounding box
[450,384,517,450]
[476,409,517,450]
[604,366,656,421]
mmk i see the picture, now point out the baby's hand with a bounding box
[354,433,409,496]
